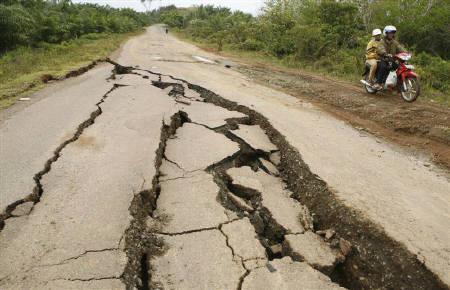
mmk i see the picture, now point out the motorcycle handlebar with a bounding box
[383,54,394,61]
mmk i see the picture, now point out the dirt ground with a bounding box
[233,62,450,169]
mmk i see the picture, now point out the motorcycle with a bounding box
[361,52,420,102]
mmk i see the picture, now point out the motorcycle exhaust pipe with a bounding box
[360,80,371,86]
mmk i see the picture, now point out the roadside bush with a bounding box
[80,33,109,40]
[0,4,36,48]
[135,1,450,102]
[0,1,149,53]
[292,25,327,60]
[240,39,265,51]
[315,49,363,77]
[415,53,450,93]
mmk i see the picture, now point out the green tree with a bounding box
[0,0,149,52]
[0,4,36,50]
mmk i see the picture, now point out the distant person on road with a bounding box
[365,28,383,85]
[165,28,169,34]
[374,25,406,89]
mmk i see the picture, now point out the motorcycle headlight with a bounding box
[398,53,412,61]
[405,64,415,69]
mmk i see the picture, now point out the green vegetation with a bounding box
[150,1,449,104]
[0,0,149,52]
[0,0,149,108]
[0,32,140,108]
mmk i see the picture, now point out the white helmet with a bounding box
[372,29,382,36]
[384,25,397,36]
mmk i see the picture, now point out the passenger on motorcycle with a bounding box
[365,29,383,86]
[374,25,406,90]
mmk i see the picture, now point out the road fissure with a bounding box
[121,110,189,289]
[126,71,346,289]
[119,61,447,289]
[0,83,123,231]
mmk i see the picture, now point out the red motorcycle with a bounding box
[361,52,420,102]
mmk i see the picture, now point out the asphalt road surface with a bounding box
[0,25,448,290]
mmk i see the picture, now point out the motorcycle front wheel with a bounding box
[400,77,420,102]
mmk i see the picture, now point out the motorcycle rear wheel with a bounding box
[400,77,420,102]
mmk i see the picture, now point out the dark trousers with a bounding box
[376,60,390,84]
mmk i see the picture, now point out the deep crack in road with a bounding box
[0,26,449,290]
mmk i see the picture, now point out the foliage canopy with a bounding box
[0,0,149,52]
[149,0,449,98]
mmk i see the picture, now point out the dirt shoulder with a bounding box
[172,34,450,169]
[228,61,450,169]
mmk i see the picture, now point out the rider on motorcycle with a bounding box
[374,25,406,89]
[365,29,383,86]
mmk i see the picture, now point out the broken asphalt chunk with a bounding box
[232,124,277,152]
[151,230,245,289]
[283,231,342,274]
[227,166,308,234]
[227,191,254,212]
[155,172,229,234]
[165,123,239,172]
[242,257,344,289]
[221,217,267,265]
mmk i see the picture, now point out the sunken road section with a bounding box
[110,60,447,290]
[0,58,446,290]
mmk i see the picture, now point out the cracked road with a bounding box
[0,25,449,290]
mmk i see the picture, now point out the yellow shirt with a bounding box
[366,39,381,60]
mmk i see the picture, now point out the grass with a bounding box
[173,30,449,106]
[0,31,142,109]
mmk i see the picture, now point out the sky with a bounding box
[72,0,266,15]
